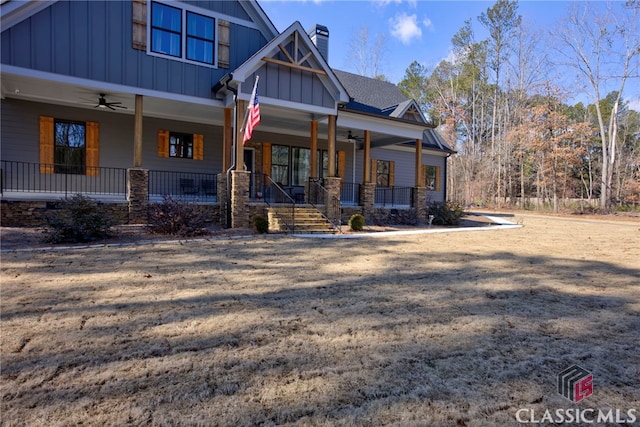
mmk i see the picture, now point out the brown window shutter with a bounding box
[421,165,427,187]
[435,166,441,192]
[158,130,169,157]
[39,116,54,174]
[389,161,395,186]
[218,20,230,68]
[262,142,271,176]
[193,134,204,160]
[132,0,147,51]
[337,150,345,179]
[86,121,100,176]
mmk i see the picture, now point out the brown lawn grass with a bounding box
[1,214,639,426]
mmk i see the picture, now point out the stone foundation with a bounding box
[0,200,129,227]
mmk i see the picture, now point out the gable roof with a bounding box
[334,70,407,114]
[228,21,349,105]
[334,70,429,124]
[1,0,57,29]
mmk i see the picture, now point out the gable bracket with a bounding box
[262,57,328,76]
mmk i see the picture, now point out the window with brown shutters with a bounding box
[39,116,99,176]
[157,130,204,160]
[424,165,440,191]
[375,160,394,187]
[146,2,219,67]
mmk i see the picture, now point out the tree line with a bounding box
[396,0,640,211]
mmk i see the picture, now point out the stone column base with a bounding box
[217,173,229,227]
[412,186,427,219]
[127,168,149,224]
[231,170,251,228]
[360,182,376,224]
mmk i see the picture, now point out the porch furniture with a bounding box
[180,178,198,195]
[201,179,216,196]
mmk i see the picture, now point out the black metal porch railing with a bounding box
[1,160,127,198]
[256,173,295,233]
[308,178,341,231]
[148,170,218,201]
[374,186,413,207]
[340,182,360,206]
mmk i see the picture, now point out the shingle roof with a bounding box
[334,70,409,116]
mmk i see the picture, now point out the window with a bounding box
[425,165,437,190]
[151,2,181,58]
[39,117,99,176]
[317,150,344,179]
[292,148,310,186]
[376,160,391,187]
[271,145,289,185]
[186,12,214,64]
[319,150,329,179]
[150,2,215,66]
[157,130,203,160]
[169,132,194,159]
[54,120,86,174]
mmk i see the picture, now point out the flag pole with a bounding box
[240,75,259,133]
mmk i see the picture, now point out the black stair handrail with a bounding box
[260,174,295,233]
[307,178,342,233]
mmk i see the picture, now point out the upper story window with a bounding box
[151,2,182,58]
[186,12,214,64]
[149,2,215,66]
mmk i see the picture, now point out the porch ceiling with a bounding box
[2,71,420,147]
[0,71,225,125]
[259,104,413,147]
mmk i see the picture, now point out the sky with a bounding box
[258,0,640,110]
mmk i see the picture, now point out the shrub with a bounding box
[349,213,365,231]
[43,194,113,243]
[147,196,209,236]
[253,216,269,234]
[427,201,464,226]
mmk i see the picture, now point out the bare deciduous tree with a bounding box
[553,2,640,209]
[346,26,388,80]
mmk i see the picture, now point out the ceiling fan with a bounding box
[347,130,363,142]
[93,93,127,110]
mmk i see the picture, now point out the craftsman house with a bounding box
[0,0,454,231]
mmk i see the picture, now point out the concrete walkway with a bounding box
[294,213,521,239]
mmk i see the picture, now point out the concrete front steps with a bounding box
[268,205,338,234]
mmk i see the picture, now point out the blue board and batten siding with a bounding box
[248,63,336,109]
[1,0,268,98]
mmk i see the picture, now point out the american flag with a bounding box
[243,76,260,145]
